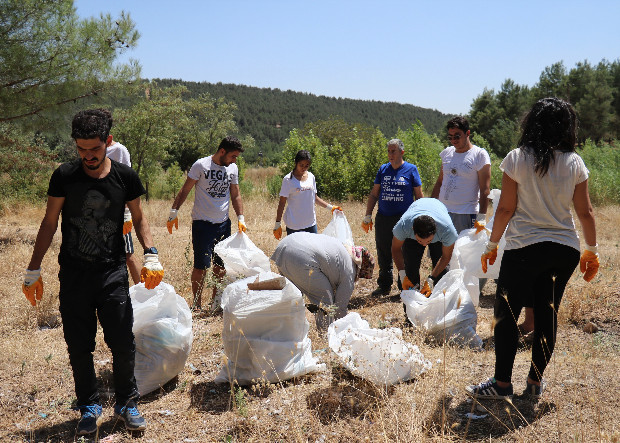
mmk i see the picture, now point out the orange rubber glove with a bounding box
[481,241,498,273]
[167,209,178,234]
[122,208,133,236]
[328,205,343,214]
[474,213,487,234]
[141,253,164,290]
[238,215,247,233]
[361,215,373,233]
[22,269,43,306]
[399,270,415,291]
[580,245,599,282]
[273,221,282,240]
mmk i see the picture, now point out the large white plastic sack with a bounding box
[214,231,271,279]
[328,312,432,386]
[216,272,325,384]
[130,282,193,395]
[401,269,483,349]
[322,210,355,248]
[452,228,506,279]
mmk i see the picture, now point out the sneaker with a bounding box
[76,404,103,435]
[466,377,513,400]
[523,379,546,401]
[371,287,390,296]
[114,401,147,431]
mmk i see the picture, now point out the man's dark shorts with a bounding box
[192,218,231,270]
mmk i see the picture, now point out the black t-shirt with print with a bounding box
[47,159,146,268]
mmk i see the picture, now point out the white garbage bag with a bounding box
[401,269,483,349]
[215,272,325,385]
[214,231,271,279]
[322,210,354,248]
[131,282,193,395]
[328,312,432,386]
[452,228,506,280]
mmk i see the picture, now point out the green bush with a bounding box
[579,139,620,204]
[396,122,444,193]
[266,174,283,198]
[280,126,387,201]
[0,124,56,209]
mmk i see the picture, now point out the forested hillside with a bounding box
[153,79,452,164]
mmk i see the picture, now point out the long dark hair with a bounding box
[518,97,578,176]
[291,150,312,177]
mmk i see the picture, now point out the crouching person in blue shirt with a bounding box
[391,198,458,296]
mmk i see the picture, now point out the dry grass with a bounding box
[1,169,619,442]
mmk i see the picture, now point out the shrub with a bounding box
[0,124,56,210]
[579,139,620,204]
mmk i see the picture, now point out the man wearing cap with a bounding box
[392,198,458,296]
[271,232,375,330]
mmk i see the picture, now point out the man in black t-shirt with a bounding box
[22,109,164,436]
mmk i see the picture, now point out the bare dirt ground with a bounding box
[1,176,618,442]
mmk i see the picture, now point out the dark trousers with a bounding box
[286,224,318,236]
[59,263,139,406]
[374,212,444,289]
[493,242,579,383]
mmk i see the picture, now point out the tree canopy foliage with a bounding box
[0,0,140,127]
[469,59,620,156]
[153,79,452,165]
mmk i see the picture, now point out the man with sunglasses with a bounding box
[431,116,491,234]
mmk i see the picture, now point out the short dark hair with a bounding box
[218,136,244,153]
[413,215,436,239]
[71,109,111,141]
[446,116,470,133]
[519,97,578,177]
[294,149,312,165]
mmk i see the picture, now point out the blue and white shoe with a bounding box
[76,404,103,435]
[466,377,513,400]
[114,401,147,431]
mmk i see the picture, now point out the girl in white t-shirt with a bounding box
[273,150,342,239]
[466,97,599,402]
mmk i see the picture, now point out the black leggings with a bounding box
[493,242,579,383]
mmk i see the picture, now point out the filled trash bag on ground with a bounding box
[214,231,271,279]
[131,282,193,395]
[215,271,325,385]
[327,312,432,386]
[401,269,482,349]
[322,210,354,248]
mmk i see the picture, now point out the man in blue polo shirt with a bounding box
[362,139,424,296]
[392,198,458,295]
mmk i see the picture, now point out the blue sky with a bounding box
[75,0,620,115]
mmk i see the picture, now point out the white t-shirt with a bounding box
[279,171,317,230]
[106,141,131,166]
[501,147,589,251]
[188,155,239,223]
[438,144,491,214]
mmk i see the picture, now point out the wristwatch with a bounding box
[144,247,158,255]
